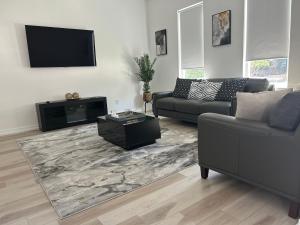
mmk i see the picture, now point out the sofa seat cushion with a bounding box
[174,100,231,115]
[156,97,184,111]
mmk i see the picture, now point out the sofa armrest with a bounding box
[152,91,173,98]
[152,91,173,116]
[268,84,275,91]
[198,113,300,201]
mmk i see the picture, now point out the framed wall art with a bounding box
[155,29,167,56]
[212,10,231,47]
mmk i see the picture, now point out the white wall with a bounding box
[146,0,200,92]
[0,0,148,135]
[147,0,245,92]
[203,0,244,78]
[288,0,300,87]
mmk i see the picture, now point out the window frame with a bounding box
[177,2,204,79]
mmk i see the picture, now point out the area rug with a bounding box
[18,122,197,219]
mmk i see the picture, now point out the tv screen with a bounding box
[25,25,97,67]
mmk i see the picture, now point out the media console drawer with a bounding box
[36,97,107,132]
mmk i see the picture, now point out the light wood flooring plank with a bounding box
[0,120,298,225]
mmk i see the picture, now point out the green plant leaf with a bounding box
[134,54,157,92]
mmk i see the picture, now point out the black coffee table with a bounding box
[97,112,161,150]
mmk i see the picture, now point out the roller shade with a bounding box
[246,0,291,61]
[180,4,204,69]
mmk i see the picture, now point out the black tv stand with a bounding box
[36,97,107,132]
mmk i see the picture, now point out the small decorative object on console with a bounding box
[72,92,80,99]
[65,93,73,100]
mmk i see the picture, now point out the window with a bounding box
[246,58,288,88]
[182,68,205,79]
[244,0,291,88]
[178,3,204,79]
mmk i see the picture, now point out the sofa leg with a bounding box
[200,166,209,179]
[289,201,300,219]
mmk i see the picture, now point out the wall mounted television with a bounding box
[25,25,97,67]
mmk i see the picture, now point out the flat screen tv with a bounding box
[25,25,97,67]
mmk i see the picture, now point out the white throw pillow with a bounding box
[235,89,293,122]
[188,81,222,101]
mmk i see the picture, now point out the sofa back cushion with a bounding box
[244,78,269,93]
[208,78,269,92]
[173,77,269,100]
[269,91,300,131]
[173,78,201,98]
[235,89,292,122]
[214,79,248,101]
[188,81,222,101]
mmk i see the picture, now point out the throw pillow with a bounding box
[173,78,201,99]
[269,91,300,131]
[215,79,248,101]
[235,89,293,122]
[188,81,223,101]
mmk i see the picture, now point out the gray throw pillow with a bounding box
[269,91,300,131]
[188,81,222,101]
[235,89,292,122]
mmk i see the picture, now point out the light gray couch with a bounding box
[198,113,300,218]
[152,78,272,123]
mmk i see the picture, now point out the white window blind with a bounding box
[246,0,291,61]
[179,4,204,69]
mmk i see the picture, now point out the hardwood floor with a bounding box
[0,122,298,225]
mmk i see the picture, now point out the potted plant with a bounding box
[134,54,157,103]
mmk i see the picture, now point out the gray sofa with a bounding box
[152,78,272,123]
[198,113,300,218]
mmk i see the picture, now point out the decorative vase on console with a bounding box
[134,54,157,105]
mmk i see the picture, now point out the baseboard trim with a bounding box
[0,125,39,137]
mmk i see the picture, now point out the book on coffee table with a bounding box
[105,111,146,122]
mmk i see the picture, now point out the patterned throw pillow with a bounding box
[188,81,223,101]
[215,79,248,101]
[173,78,201,98]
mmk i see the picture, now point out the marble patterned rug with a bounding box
[18,121,197,219]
